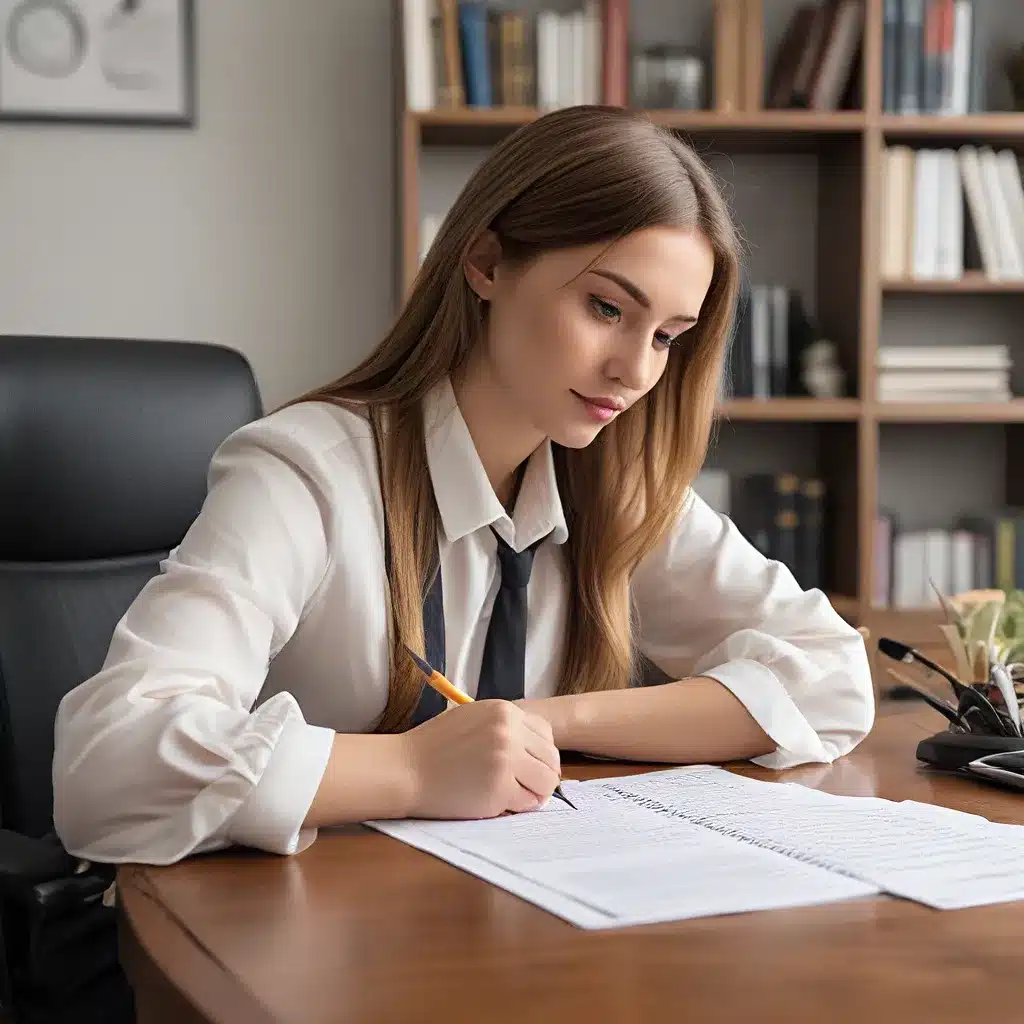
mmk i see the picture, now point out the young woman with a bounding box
[53,106,873,866]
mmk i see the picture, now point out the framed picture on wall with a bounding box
[0,0,195,124]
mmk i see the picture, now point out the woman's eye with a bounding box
[589,296,621,322]
[654,330,678,349]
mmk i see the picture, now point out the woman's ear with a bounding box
[463,230,503,301]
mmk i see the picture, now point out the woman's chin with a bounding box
[549,421,606,449]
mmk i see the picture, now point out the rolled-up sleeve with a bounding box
[631,489,875,769]
[52,414,338,865]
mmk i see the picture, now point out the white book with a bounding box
[402,0,435,111]
[877,345,1010,370]
[877,386,1011,403]
[923,529,951,602]
[937,150,963,278]
[948,0,972,115]
[958,146,1002,279]
[536,12,560,110]
[877,370,1009,390]
[911,150,940,279]
[979,147,1024,279]
[892,532,925,608]
[951,530,975,597]
[996,150,1024,277]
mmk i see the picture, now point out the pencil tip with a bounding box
[405,646,433,678]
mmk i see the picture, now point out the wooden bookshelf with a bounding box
[882,273,1024,294]
[395,0,1024,630]
[718,398,860,421]
[875,400,1024,423]
[878,113,1024,141]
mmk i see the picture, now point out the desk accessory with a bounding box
[404,646,577,809]
[965,749,1024,791]
[878,587,1024,775]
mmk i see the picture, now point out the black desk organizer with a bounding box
[916,730,1024,771]
[878,636,1024,772]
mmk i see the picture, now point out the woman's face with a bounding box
[468,225,715,449]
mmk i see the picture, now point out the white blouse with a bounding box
[52,377,874,866]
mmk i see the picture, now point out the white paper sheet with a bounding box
[367,778,878,929]
[575,767,1024,911]
[368,766,1024,927]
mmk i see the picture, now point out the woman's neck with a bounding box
[451,357,545,507]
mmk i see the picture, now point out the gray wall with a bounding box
[0,0,394,410]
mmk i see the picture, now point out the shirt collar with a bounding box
[423,377,568,552]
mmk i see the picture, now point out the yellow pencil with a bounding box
[404,645,577,809]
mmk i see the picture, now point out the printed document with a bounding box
[367,766,1024,929]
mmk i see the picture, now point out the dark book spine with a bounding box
[882,0,901,112]
[732,474,776,560]
[459,2,492,106]
[797,478,826,591]
[770,286,790,396]
[728,272,753,397]
[774,474,801,577]
[487,9,503,106]
[899,0,924,114]
[923,0,941,113]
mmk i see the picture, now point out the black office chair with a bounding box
[0,335,262,1023]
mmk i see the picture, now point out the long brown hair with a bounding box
[296,106,740,732]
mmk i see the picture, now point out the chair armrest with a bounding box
[0,829,113,915]
[0,829,78,894]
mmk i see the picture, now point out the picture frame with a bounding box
[0,0,195,125]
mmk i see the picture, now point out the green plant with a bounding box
[945,588,1024,679]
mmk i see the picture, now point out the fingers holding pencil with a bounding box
[404,645,577,811]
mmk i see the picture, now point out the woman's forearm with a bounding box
[531,677,776,764]
[303,733,415,828]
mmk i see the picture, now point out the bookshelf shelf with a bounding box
[414,108,865,147]
[396,0,1024,628]
[881,274,1024,294]
[717,398,860,422]
[874,400,1024,424]
[877,114,1024,142]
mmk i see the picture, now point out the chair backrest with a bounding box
[0,336,262,838]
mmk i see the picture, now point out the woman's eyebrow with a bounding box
[589,269,698,323]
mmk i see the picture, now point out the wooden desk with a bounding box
[118,706,1024,1024]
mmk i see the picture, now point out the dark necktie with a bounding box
[476,527,546,702]
[410,526,547,722]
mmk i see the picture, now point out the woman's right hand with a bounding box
[399,700,562,819]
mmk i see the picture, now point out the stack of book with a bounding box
[874,512,1024,608]
[694,469,827,592]
[880,145,1024,282]
[400,0,629,111]
[876,345,1012,403]
[881,0,979,116]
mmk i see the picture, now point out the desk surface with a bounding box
[118,706,1024,1024]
